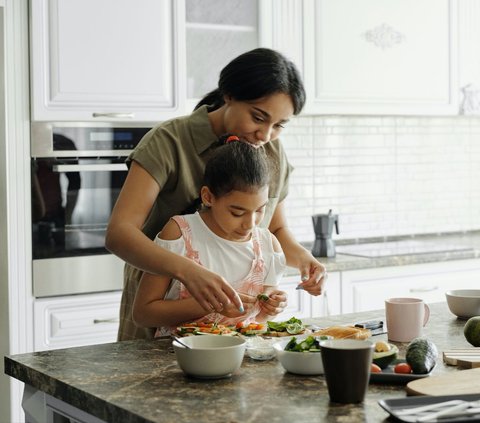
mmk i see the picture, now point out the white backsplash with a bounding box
[282,116,480,243]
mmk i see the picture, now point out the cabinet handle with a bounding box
[409,286,439,293]
[92,112,135,119]
[53,163,128,172]
[93,318,119,324]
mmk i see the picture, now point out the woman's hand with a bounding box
[258,289,288,317]
[294,250,327,296]
[178,261,245,314]
[268,202,327,297]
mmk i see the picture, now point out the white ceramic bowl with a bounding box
[446,289,480,319]
[172,335,246,378]
[273,337,325,375]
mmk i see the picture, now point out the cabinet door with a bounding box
[30,0,185,121]
[342,259,480,314]
[185,0,274,110]
[303,0,458,115]
[34,291,121,351]
[276,273,312,320]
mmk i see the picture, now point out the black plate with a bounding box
[370,360,434,384]
[378,394,480,422]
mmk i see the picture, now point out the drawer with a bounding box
[34,291,121,351]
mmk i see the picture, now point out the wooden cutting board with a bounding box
[443,348,480,368]
[406,368,480,396]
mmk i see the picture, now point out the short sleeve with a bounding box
[263,251,287,286]
[154,233,186,257]
[127,126,178,192]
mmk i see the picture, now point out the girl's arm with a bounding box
[132,219,207,328]
[106,161,243,312]
[268,201,327,296]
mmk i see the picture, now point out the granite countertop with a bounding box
[303,230,480,273]
[4,302,471,423]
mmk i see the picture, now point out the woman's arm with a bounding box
[268,201,326,296]
[132,219,207,328]
[105,161,243,312]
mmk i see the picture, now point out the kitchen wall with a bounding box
[282,116,480,243]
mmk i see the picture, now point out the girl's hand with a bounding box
[221,293,256,318]
[294,251,327,296]
[258,290,288,316]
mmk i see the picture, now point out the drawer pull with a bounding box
[92,112,135,119]
[93,318,119,324]
[409,286,439,293]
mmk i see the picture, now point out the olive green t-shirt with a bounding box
[118,105,293,341]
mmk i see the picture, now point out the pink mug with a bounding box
[385,297,430,342]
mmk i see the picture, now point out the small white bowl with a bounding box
[446,289,480,319]
[245,337,276,361]
[273,337,325,375]
[173,335,246,379]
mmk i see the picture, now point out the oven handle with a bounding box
[52,163,128,172]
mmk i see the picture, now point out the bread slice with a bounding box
[312,325,371,340]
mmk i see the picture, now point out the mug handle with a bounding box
[423,303,430,326]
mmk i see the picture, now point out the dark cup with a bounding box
[320,339,374,403]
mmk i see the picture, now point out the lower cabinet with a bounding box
[341,259,480,314]
[276,270,341,321]
[33,291,121,351]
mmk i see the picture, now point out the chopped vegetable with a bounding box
[394,363,412,374]
[370,363,382,373]
[267,317,305,334]
[257,293,270,302]
[283,335,330,352]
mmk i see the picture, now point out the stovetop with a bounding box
[335,239,474,258]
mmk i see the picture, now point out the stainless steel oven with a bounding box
[31,122,152,297]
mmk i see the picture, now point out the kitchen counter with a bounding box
[306,230,480,273]
[4,302,471,423]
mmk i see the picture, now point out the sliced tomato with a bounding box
[394,363,412,374]
[370,363,382,373]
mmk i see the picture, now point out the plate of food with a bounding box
[175,322,238,336]
[370,359,434,384]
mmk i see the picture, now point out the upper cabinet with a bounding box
[30,0,462,120]
[30,0,186,122]
[302,0,458,115]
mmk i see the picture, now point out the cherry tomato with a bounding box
[370,363,382,373]
[394,363,412,374]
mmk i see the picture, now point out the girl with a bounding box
[106,48,327,341]
[132,138,287,335]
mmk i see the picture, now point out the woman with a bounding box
[106,48,327,341]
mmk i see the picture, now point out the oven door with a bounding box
[32,157,128,297]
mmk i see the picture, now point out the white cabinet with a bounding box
[34,291,121,351]
[275,270,341,321]
[303,0,458,115]
[341,259,480,314]
[30,0,185,122]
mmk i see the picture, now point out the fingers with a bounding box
[259,291,288,315]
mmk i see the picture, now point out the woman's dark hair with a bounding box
[204,138,270,198]
[195,48,306,115]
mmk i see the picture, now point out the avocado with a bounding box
[372,344,399,369]
[405,337,438,374]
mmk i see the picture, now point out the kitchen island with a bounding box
[4,302,472,423]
